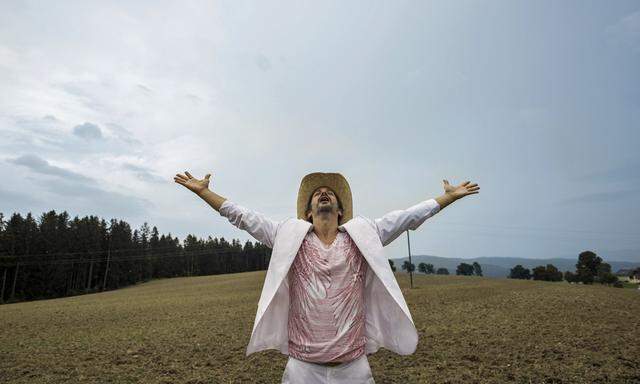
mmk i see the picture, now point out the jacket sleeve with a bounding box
[218,200,281,249]
[374,198,441,247]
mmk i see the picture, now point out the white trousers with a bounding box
[281,355,375,384]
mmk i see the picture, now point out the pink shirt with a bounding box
[287,229,368,363]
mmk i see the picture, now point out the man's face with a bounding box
[307,186,342,221]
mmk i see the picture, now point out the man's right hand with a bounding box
[174,171,211,195]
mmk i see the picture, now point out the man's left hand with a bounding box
[443,179,480,200]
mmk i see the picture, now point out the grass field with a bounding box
[1,272,639,384]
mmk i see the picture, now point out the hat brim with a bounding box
[297,172,353,225]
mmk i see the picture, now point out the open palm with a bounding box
[443,179,480,199]
[174,171,211,194]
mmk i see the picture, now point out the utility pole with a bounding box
[407,230,413,289]
[11,261,19,299]
[86,259,94,292]
[1,267,7,303]
[102,235,111,291]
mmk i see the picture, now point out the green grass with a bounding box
[1,272,639,383]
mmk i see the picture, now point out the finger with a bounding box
[205,173,211,180]
[174,178,186,185]
[175,173,188,180]
[185,171,194,179]
[443,179,449,185]
[468,183,478,188]
[467,186,480,191]
[461,180,470,186]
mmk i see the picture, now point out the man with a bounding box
[174,171,479,383]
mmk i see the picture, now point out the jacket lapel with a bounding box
[252,218,311,332]
[342,216,415,324]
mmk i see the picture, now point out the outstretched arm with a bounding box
[374,179,479,246]
[174,171,280,248]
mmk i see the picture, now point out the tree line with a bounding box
[389,260,483,277]
[0,210,272,304]
[389,251,637,288]
[508,250,629,288]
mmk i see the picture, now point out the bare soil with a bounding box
[1,272,638,383]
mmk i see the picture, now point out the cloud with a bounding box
[58,81,109,113]
[72,122,103,140]
[104,123,142,146]
[4,154,153,218]
[6,154,92,182]
[137,84,153,94]
[605,10,640,52]
[1,1,639,260]
[5,115,67,149]
[185,94,202,103]
[27,175,153,218]
[255,54,271,71]
[0,187,42,215]
[1,115,141,156]
[121,162,166,183]
[575,161,640,183]
[554,187,640,205]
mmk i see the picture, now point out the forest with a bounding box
[0,210,271,304]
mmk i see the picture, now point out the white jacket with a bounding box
[218,198,441,357]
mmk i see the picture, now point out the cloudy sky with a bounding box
[1,1,639,262]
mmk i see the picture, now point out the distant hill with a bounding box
[390,254,640,278]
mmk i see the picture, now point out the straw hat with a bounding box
[297,172,353,225]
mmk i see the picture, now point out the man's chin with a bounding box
[316,207,335,215]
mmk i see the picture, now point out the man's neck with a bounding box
[312,216,339,246]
